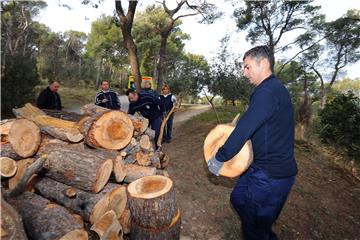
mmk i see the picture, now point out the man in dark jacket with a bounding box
[126,89,164,148]
[95,80,121,110]
[140,81,158,96]
[207,46,297,240]
[37,81,62,110]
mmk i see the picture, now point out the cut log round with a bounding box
[128,115,149,134]
[119,209,131,234]
[1,197,28,240]
[82,111,134,150]
[135,151,151,166]
[139,135,152,152]
[80,103,108,116]
[203,124,253,178]
[113,157,157,183]
[0,143,22,160]
[9,119,41,158]
[0,157,17,178]
[91,210,122,240]
[127,175,178,229]
[13,103,83,143]
[12,191,86,240]
[34,178,126,224]
[44,149,113,193]
[130,209,181,240]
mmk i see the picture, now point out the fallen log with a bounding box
[44,149,113,193]
[203,124,253,178]
[34,178,126,224]
[8,119,41,158]
[81,111,134,150]
[13,103,83,143]
[91,210,123,240]
[0,143,22,160]
[12,191,87,240]
[113,157,157,183]
[42,109,83,122]
[127,175,178,229]
[0,157,17,178]
[8,158,36,190]
[1,197,28,240]
[80,103,108,116]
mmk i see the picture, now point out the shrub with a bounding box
[318,91,360,161]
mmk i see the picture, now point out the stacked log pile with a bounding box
[0,103,178,240]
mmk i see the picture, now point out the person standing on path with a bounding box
[140,81,158,96]
[126,89,164,149]
[207,46,298,240]
[94,80,121,110]
[37,80,62,110]
[160,84,176,143]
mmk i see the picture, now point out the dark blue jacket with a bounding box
[37,87,62,110]
[216,74,297,178]
[95,89,121,110]
[160,94,175,113]
[128,92,163,120]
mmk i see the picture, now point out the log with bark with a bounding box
[42,109,83,122]
[13,103,83,143]
[128,115,149,134]
[80,103,108,116]
[34,178,127,224]
[119,209,131,235]
[127,175,179,229]
[0,143,22,160]
[43,149,113,193]
[1,196,28,240]
[11,191,87,240]
[0,157,17,178]
[203,124,253,178]
[81,111,134,150]
[0,119,15,144]
[91,210,123,240]
[8,158,36,191]
[8,119,41,158]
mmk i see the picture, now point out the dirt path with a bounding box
[162,109,360,240]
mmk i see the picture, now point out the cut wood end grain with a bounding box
[127,175,173,199]
[0,157,17,178]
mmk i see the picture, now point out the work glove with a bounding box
[207,156,224,176]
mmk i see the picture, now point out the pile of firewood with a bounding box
[0,103,180,240]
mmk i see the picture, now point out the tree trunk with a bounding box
[81,111,134,150]
[8,118,41,158]
[1,197,28,240]
[203,124,253,178]
[44,149,113,193]
[13,103,83,143]
[155,35,168,93]
[0,157,17,178]
[34,178,126,224]
[12,191,87,240]
[127,175,178,229]
[130,209,181,240]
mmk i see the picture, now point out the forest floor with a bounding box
[162,106,360,240]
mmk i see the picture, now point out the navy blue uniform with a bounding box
[128,92,164,147]
[160,94,176,142]
[95,89,121,110]
[216,74,297,239]
[37,87,62,110]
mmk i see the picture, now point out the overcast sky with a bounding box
[37,0,360,79]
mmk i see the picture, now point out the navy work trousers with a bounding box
[230,165,295,240]
[164,113,174,142]
[149,116,162,148]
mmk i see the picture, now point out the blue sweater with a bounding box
[215,74,298,178]
[128,92,163,121]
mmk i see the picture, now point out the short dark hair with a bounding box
[243,45,275,72]
[101,80,109,85]
[126,88,136,96]
[49,80,56,85]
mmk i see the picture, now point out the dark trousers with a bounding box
[230,165,295,240]
[149,116,162,148]
[164,113,174,141]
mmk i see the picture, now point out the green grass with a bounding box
[192,105,243,124]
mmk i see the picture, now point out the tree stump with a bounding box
[0,157,17,178]
[203,124,253,178]
[81,111,134,150]
[127,176,180,239]
[8,119,41,158]
[34,178,126,224]
[44,149,113,193]
[12,191,87,240]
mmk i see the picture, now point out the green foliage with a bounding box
[192,106,241,125]
[318,92,360,161]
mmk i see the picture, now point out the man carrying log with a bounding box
[126,89,164,149]
[36,80,62,110]
[94,80,121,110]
[207,46,298,240]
